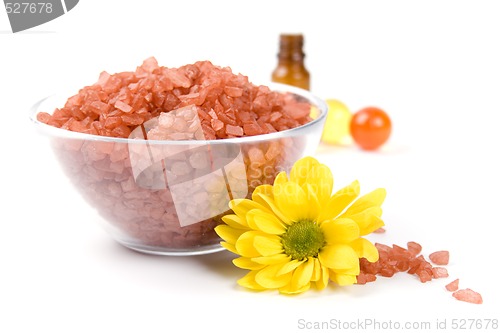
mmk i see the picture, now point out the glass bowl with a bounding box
[29,83,328,255]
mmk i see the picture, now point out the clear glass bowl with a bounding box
[29,83,328,255]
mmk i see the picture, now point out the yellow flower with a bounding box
[215,156,386,294]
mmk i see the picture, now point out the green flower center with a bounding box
[281,220,325,261]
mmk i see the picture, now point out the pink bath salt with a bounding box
[225,124,244,137]
[417,269,433,283]
[243,122,264,136]
[445,279,459,292]
[407,241,422,257]
[223,86,243,97]
[211,118,224,131]
[356,272,377,285]
[431,267,449,279]
[429,250,449,265]
[373,227,386,233]
[38,58,312,139]
[115,100,133,113]
[452,288,483,304]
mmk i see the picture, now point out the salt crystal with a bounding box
[97,71,111,87]
[407,241,422,257]
[225,124,244,137]
[122,114,144,126]
[452,288,483,304]
[431,267,449,278]
[224,86,243,97]
[243,122,264,136]
[429,250,449,265]
[115,100,133,113]
[417,269,433,283]
[211,119,224,131]
[445,279,459,292]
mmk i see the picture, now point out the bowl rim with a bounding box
[29,82,328,146]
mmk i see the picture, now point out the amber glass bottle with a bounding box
[271,34,310,90]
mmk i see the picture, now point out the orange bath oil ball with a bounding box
[350,106,392,150]
[321,99,352,145]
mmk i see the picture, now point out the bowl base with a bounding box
[118,241,225,256]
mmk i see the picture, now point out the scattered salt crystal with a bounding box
[407,241,422,256]
[431,267,449,278]
[429,250,449,265]
[445,279,459,292]
[452,288,483,304]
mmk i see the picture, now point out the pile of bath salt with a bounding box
[37,57,312,139]
[357,241,483,304]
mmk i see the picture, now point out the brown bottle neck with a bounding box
[277,34,306,64]
[277,52,306,64]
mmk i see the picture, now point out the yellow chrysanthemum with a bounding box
[215,156,386,294]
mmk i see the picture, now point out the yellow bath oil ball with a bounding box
[321,99,352,145]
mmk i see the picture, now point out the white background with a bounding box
[1,1,499,332]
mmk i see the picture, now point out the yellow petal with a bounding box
[279,281,311,295]
[305,164,333,206]
[318,244,358,270]
[330,272,357,286]
[311,258,321,282]
[322,218,360,244]
[277,259,304,276]
[220,241,238,254]
[235,231,264,257]
[253,235,284,256]
[237,271,267,290]
[289,258,315,291]
[302,183,321,217]
[229,198,268,221]
[314,264,330,290]
[290,156,320,187]
[254,193,292,225]
[252,253,290,265]
[344,207,384,236]
[342,188,386,217]
[221,214,248,230]
[246,209,286,235]
[332,264,360,276]
[274,171,289,186]
[255,264,293,289]
[233,257,266,270]
[318,180,360,222]
[350,238,379,262]
[252,184,274,200]
[273,181,316,221]
[215,224,246,245]
[252,184,274,208]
